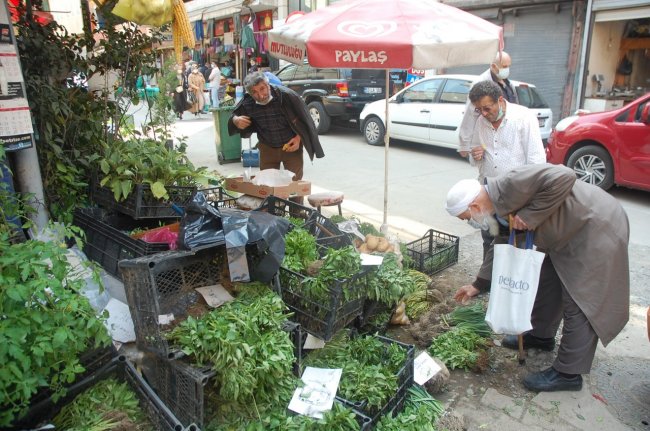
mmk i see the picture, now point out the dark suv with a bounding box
[275,63,392,134]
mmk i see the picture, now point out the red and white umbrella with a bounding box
[268,0,504,228]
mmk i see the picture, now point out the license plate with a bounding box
[538,117,547,127]
[364,87,382,94]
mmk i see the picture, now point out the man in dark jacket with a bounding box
[228,71,324,186]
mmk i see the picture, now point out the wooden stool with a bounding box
[307,192,344,216]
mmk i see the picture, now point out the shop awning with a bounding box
[594,5,650,22]
[186,0,275,22]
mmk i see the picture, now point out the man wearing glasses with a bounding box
[464,79,545,184]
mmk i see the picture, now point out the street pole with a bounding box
[13,147,49,233]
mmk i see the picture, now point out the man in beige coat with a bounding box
[445,164,630,392]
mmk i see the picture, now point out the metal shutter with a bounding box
[446,4,575,126]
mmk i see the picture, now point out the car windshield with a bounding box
[516,85,549,109]
[350,69,385,79]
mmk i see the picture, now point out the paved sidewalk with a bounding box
[452,382,631,431]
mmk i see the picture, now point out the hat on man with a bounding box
[445,179,482,216]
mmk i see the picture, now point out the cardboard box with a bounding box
[225,176,311,199]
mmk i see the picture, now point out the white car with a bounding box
[359,74,553,148]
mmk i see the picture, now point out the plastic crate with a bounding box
[119,246,226,358]
[355,299,392,334]
[335,336,415,424]
[91,175,196,219]
[198,186,238,210]
[144,321,304,429]
[255,195,315,225]
[405,229,459,276]
[11,356,184,431]
[276,267,367,341]
[6,343,118,427]
[305,211,349,242]
[283,321,307,377]
[73,207,172,279]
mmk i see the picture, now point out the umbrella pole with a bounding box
[381,70,390,234]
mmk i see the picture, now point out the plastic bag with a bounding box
[142,226,178,250]
[485,231,544,335]
[252,168,295,187]
[178,193,290,283]
[111,0,173,26]
[237,194,265,210]
[177,192,225,250]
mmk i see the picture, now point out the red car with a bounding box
[546,93,650,192]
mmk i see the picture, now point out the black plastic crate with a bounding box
[306,211,349,242]
[334,336,415,424]
[143,321,304,429]
[6,343,118,427]
[119,246,226,358]
[276,267,367,341]
[198,186,238,210]
[11,356,184,431]
[91,176,196,219]
[144,353,215,430]
[73,207,173,279]
[355,299,392,334]
[405,229,459,276]
[255,195,315,224]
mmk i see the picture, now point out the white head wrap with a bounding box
[445,179,482,216]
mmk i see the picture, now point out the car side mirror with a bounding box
[393,94,403,103]
[642,104,650,125]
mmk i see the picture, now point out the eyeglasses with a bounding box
[474,101,498,114]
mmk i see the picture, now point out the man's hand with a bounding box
[459,150,469,158]
[453,285,480,305]
[282,135,301,152]
[511,214,530,230]
[470,146,485,161]
[233,115,252,130]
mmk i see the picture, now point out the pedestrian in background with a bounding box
[459,51,519,156]
[227,71,324,203]
[446,163,630,392]
[187,63,205,116]
[248,58,259,74]
[208,61,221,109]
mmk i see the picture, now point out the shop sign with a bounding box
[0,1,33,151]
[258,10,273,31]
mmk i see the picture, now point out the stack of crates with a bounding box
[74,186,236,280]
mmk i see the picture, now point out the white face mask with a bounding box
[468,208,491,231]
[497,67,510,80]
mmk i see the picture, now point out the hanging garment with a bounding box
[241,24,256,49]
[193,20,204,40]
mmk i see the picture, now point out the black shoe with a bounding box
[502,333,555,351]
[523,367,582,392]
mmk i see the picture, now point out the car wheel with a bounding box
[363,117,385,146]
[307,101,331,134]
[566,145,614,190]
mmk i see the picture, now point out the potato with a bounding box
[386,244,394,253]
[353,238,363,248]
[365,234,379,251]
[376,237,390,252]
[358,243,369,253]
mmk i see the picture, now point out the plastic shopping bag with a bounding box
[111,0,173,26]
[485,231,545,335]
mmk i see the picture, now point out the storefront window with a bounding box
[288,0,311,13]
